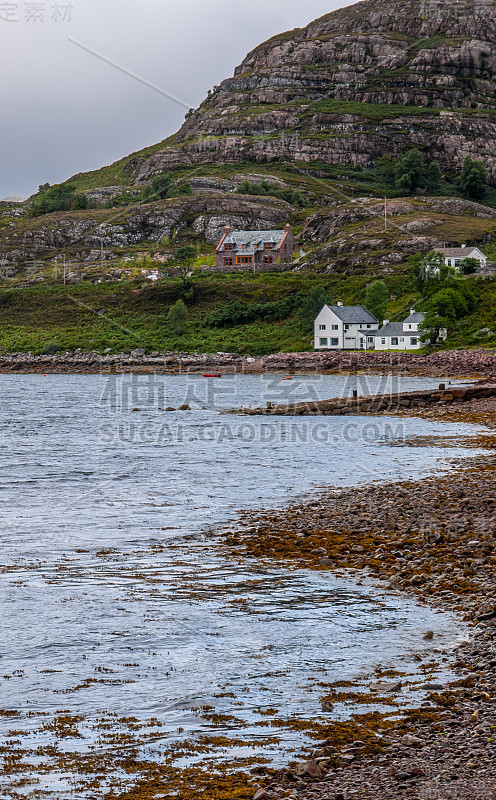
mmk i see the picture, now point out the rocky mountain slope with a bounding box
[4,0,496,280]
[135,0,496,182]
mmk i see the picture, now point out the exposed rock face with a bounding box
[300,196,496,270]
[0,195,291,266]
[135,0,496,182]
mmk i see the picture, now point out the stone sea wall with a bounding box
[238,384,496,416]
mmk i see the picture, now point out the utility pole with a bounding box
[63,253,66,286]
[384,197,388,232]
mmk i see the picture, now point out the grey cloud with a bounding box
[1,0,349,198]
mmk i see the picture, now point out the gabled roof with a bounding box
[325,305,379,324]
[220,230,287,251]
[404,312,425,324]
[438,246,484,258]
[358,329,380,336]
[376,322,405,337]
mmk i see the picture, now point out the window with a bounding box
[331,325,339,331]
[367,324,372,329]
[391,338,399,346]
[410,337,418,345]
[408,324,412,330]
[367,337,374,343]
[319,338,328,347]
[237,256,252,264]
[224,257,233,266]
[319,324,326,331]
[264,243,274,250]
[331,338,339,346]
[400,337,404,342]
[263,256,273,264]
[344,324,350,330]
[381,338,386,345]
[224,243,233,251]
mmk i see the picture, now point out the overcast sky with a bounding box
[0,0,357,199]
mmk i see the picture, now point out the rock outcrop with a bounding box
[135,0,496,182]
[0,195,292,268]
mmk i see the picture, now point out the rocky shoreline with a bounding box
[222,397,496,800]
[1,348,496,377]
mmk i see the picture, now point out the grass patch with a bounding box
[312,99,444,122]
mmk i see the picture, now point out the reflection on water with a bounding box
[0,374,475,796]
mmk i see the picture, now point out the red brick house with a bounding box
[215,225,298,270]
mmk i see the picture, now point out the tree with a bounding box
[425,161,442,193]
[364,280,389,324]
[394,148,425,193]
[376,154,396,187]
[30,183,89,216]
[73,194,89,210]
[420,284,477,343]
[143,173,174,201]
[167,299,189,335]
[455,156,488,201]
[377,150,442,195]
[169,245,197,287]
[408,250,446,295]
[460,257,479,275]
[299,285,331,329]
[142,174,193,203]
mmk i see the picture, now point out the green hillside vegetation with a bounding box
[1,269,495,355]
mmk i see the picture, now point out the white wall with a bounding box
[314,307,343,350]
[314,307,376,350]
[375,334,423,351]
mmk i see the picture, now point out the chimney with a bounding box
[410,308,415,315]
[224,225,231,234]
[383,319,389,326]
[461,244,466,249]
[337,300,343,307]
[285,223,291,231]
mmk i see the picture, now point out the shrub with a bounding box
[167,299,189,335]
[41,341,62,355]
[30,184,89,217]
[236,179,305,207]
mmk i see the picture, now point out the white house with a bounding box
[436,245,487,271]
[314,303,379,351]
[374,310,446,351]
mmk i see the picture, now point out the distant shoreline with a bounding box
[1,348,496,377]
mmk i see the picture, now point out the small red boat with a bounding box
[202,373,222,378]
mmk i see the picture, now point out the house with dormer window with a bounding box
[216,225,297,270]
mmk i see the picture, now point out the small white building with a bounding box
[374,310,446,351]
[437,245,487,271]
[314,303,379,351]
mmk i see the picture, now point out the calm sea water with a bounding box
[0,374,478,797]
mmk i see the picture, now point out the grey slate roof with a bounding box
[404,312,425,324]
[220,230,286,252]
[377,322,406,337]
[327,305,378,324]
[438,246,483,259]
[359,329,380,337]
